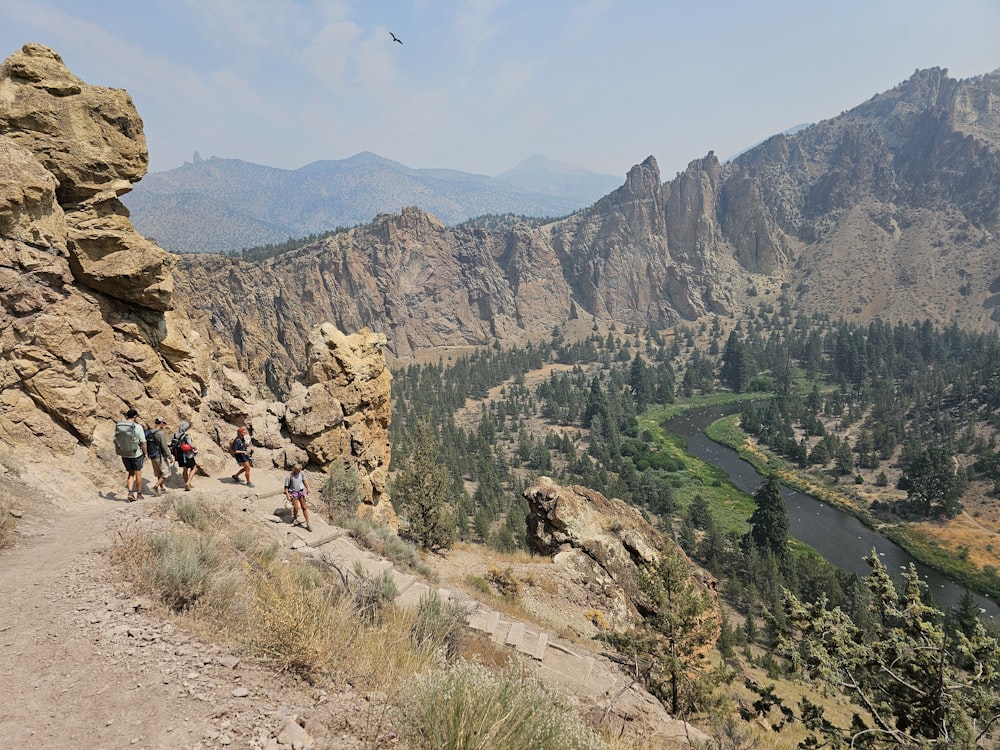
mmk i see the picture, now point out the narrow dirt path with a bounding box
[0,498,218,748]
[0,465,372,750]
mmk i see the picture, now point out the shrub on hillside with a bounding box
[399,661,607,750]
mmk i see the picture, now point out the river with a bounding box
[663,403,999,618]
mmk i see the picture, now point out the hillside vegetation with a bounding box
[385,301,1000,747]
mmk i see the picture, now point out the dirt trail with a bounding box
[0,464,370,750]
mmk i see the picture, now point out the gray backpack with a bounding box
[114,421,140,457]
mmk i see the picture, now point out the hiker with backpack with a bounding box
[230,426,254,488]
[170,420,198,491]
[114,408,148,502]
[284,464,311,532]
[145,417,173,495]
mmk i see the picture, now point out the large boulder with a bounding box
[286,324,396,528]
[0,43,174,312]
[524,476,663,627]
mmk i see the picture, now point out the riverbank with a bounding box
[705,413,1000,603]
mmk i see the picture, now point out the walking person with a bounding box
[284,464,311,532]
[114,408,147,502]
[145,417,173,495]
[171,420,198,491]
[230,426,254,487]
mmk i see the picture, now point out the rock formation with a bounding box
[524,476,717,631]
[167,66,1000,390]
[0,44,391,520]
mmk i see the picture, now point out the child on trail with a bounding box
[230,426,254,487]
[284,464,311,532]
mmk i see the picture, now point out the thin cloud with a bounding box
[299,20,362,95]
[454,0,511,70]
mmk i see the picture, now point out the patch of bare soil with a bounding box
[0,458,389,750]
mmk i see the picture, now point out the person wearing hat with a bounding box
[119,408,148,501]
[146,417,174,495]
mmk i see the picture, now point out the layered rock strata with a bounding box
[173,67,1000,396]
[0,44,390,520]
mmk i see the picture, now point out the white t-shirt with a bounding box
[285,471,307,492]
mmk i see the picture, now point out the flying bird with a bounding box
[390,32,403,44]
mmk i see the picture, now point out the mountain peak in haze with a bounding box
[497,155,621,204]
[123,152,622,254]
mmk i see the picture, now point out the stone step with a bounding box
[540,641,595,685]
[307,531,342,548]
[394,579,431,609]
[504,621,525,649]
[391,571,418,595]
[491,619,513,646]
[466,608,500,636]
[518,628,547,661]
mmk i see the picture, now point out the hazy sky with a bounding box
[1,0,998,179]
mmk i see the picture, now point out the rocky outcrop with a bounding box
[524,476,672,628]
[0,44,392,520]
[167,67,1000,384]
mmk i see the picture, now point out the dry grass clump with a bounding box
[238,559,366,681]
[485,565,521,601]
[399,661,607,750]
[338,515,437,580]
[410,591,470,661]
[110,496,625,746]
[110,498,262,611]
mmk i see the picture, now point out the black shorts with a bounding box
[122,455,144,472]
[177,453,196,469]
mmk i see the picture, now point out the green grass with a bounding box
[638,399,761,536]
[705,412,1000,602]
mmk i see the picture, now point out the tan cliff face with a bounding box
[0,44,392,520]
[172,68,1000,380]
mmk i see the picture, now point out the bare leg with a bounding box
[295,497,311,530]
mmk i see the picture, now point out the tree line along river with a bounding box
[663,403,999,619]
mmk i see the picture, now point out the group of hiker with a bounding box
[113,409,311,530]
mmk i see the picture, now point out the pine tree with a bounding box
[898,445,966,518]
[390,419,458,550]
[782,553,1000,749]
[602,543,719,716]
[746,475,789,562]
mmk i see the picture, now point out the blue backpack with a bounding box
[144,428,161,459]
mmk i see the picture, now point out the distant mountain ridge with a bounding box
[169,66,1000,384]
[121,152,622,254]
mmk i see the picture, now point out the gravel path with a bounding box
[0,466,385,750]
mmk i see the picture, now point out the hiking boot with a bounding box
[231,474,240,482]
[184,482,192,491]
[135,493,144,501]
[246,482,255,488]
[127,492,136,502]
[305,524,312,532]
